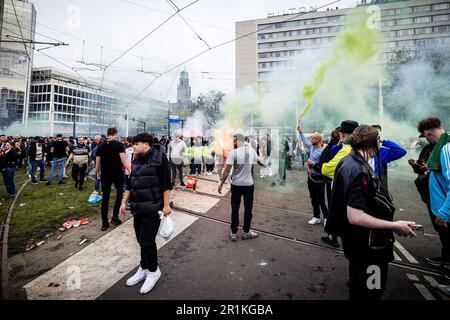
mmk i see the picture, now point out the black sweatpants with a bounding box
[426,201,450,260]
[101,176,124,226]
[348,259,389,300]
[71,163,87,188]
[307,176,328,219]
[230,184,254,234]
[134,212,161,272]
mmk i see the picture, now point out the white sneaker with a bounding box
[308,217,321,225]
[126,266,147,286]
[140,268,161,294]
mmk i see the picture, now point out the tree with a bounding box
[192,90,225,127]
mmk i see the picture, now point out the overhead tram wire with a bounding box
[166,0,211,49]
[123,0,342,108]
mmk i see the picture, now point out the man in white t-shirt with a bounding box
[168,134,188,186]
[218,134,266,242]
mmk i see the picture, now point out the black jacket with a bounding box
[312,138,339,182]
[128,143,166,216]
[326,150,394,262]
[0,149,18,170]
[27,141,48,161]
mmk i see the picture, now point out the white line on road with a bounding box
[394,241,419,264]
[394,251,402,262]
[406,273,419,282]
[23,210,198,300]
[414,283,436,300]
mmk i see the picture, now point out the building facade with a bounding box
[29,67,169,136]
[0,0,36,128]
[236,0,450,89]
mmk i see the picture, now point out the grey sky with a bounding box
[32,0,357,101]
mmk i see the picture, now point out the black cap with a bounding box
[338,120,359,134]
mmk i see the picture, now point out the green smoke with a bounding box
[300,11,380,118]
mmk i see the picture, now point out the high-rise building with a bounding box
[236,0,450,89]
[29,67,169,136]
[0,0,36,128]
[177,68,191,107]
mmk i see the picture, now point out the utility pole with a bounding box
[125,106,129,137]
[72,104,76,137]
[167,104,171,138]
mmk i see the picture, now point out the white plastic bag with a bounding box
[158,211,175,240]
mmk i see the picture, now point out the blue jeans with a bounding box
[2,167,16,196]
[48,157,67,184]
[30,159,45,182]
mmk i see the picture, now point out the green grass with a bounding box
[7,168,101,255]
[0,167,30,224]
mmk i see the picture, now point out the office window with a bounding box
[381,9,395,17]
[285,20,299,28]
[415,16,431,23]
[398,29,414,36]
[435,25,450,33]
[434,3,450,11]
[275,22,284,29]
[414,5,430,13]
[434,14,450,21]
[314,17,328,24]
[397,18,413,25]
[397,7,413,15]
[415,27,433,34]
[382,20,396,27]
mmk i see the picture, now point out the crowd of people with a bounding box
[0,116,448,299]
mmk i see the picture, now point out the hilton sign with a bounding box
[267,6,318,18]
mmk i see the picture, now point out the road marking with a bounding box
[171,189,220,213]
[413,283,436,300]
[406,273,419,282]
[394,241,419,264]
[23,210,198,300]
[393,251,402,261]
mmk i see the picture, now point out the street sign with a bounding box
[169,115,180,124]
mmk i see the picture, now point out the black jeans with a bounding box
[134,212,161,272]
[307,176,328,219]
[170,160,184,183]
[72,163,87,188]
[101,176,124,225]
[348,259,389,300]
[426,201,450,259]
[230,184,254,234]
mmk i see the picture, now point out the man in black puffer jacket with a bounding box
[120,133,173,295]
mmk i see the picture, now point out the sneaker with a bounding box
[45,181,51,186]
[126,266,147,286]
[426,256,450,267]
[242,230,258,240]
[111,217,122,226]
[140,268,161,294]
[8,194,16,199]
[31,181,39,185]
[308,217,321,225]
[270,182,277,187]
[321,235,340,248]
[229,232,237,242]
[180,182,186,187]
[40,179,47,182]
[101,223,110,231]
[58,181,64,185]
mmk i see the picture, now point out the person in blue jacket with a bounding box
[330,125,406,186]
